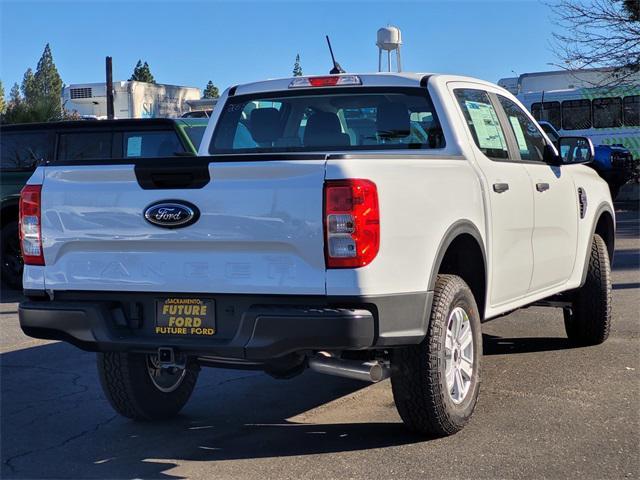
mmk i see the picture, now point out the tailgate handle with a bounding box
[134,159,211,190]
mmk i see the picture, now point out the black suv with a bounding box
[1,118,206,288]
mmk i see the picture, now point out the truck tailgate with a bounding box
[40,159,327,294]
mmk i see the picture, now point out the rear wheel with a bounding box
[564,233,612,346]
[97,352,199,420]
[1,221,23,289]
[391,274,482,436]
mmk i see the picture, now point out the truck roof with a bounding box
[230,72,501,96]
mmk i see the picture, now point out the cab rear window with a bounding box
[209,87,445,154]
[0,131,52,170]
[124,131,184,158]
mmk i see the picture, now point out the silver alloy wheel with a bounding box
[444,306,474,404]
[146,355,187,393]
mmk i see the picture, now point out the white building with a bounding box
[62,81,201,119]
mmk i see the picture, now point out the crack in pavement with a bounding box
[3,365,93,416]
[199,373,264,390]
[3,414,119,474]
[3,373,261,474]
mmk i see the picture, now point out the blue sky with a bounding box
[1,0,558,96]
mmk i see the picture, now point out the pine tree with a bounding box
[0,80,5,115]
[293,54,303,77]
[9,83,21,105]
[4,44,65,123]
[129,60,156,83]
[21,68,37,102]
[33,44,63,99]
[202,80,219,98]
[130,60,143,81]
[3,83,24,123]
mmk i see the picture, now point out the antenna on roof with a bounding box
[326,35,345,74]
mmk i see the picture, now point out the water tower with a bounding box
[377,26,402,72]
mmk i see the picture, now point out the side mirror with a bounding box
[557,136,594,165]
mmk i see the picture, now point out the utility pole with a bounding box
[106,56,114,120]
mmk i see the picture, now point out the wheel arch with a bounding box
[580,202,615,286]
[429,221,487,320]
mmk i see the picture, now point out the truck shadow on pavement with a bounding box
[1,340,427,480]
[483,333,577,355]
[1,327,589,479]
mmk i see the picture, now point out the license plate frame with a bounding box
[154,297,216,336]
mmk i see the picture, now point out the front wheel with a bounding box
[564,233,612,346]
[97,352,199,420]
[391,274,482,436]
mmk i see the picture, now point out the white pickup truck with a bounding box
[18,73,614,436]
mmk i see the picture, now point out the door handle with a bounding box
[536,182,550,192]
[493,182,509,193]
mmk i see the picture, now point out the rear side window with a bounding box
[58,132,112,161]
[123,130,185,158]
[210,88,445,154]
[623,96,639,126]
[0,131,52,169]
[562,99,591,130]
[454,89,509,160]
[592,97,623,128]
[531,101,561,130]
[498,95,546,162]
[182,126,206,150]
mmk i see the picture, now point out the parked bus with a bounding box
[499,69,640,160]
[520,87,639,160]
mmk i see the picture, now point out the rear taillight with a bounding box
[324,179,379,268]
[19,184,44,266]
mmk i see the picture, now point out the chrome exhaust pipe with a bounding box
[308,356,390,383]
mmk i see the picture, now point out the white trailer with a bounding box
[62,81,201,119]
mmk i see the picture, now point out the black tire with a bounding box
[564,233,612,346]
[391,274,482,436]
[97,352,199,420]
[1,221,24,290]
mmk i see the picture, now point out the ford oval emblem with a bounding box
[144,200,200,229]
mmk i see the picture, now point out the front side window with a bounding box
[0,131,52,169]
[531,101,561,130]
[57,132,112,161]
[123,130,185,158]
[498,95,546,162]
[562,99,591,130]
[210,88,445,154]
[623,96,639,126]
[454,89,509,160]
[592,97,623,128]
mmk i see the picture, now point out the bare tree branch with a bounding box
[548,0,640,86]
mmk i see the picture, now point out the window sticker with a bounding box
[127,136,142,157]
[465,101,506,150]
[509,116,529,154]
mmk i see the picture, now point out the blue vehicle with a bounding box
[539,121,637,198]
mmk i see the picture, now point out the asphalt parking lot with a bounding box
[1,210,638,480]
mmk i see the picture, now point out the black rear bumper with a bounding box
[19,291,430,361]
